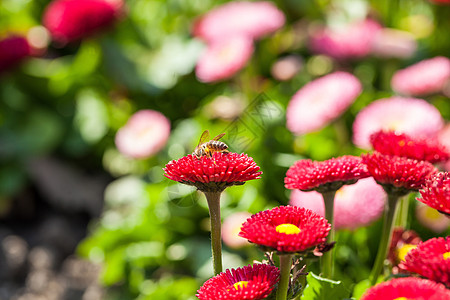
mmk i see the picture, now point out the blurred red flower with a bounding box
[195,36,254,83]
[239,206,330,253]
[391,56,450,96]
[43,0,124,45]
[196,264,280,300]
[370,130,450,163]
[286,72,362,135]
[360,277,450,300]
[285,156,369,193]
[400,236,450,286]
[115,110,171,159]
[352,97,444,149]
[309,19,381,60]
[193,1,285,43]
[164,152,262,192]
[0,36,31,73]
[417,172,450,216]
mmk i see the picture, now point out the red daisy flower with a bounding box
[284,155,369,193]
[399,236,450,286]
[362,152,437,196]
[387,227,422,274]
[43,0,124,45]
[360,277,450,300]
[163,152,262,192]
[370,130,450,163]
[196,264,280,300]
[0,35,31,73]
[417,172,450,216]
[239,206,331,253]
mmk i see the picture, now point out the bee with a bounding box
[193,130,229,158]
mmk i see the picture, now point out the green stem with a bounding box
[293,258,307,300]
[204,191,223,275]
[394,194,409,228]
[369,193,401,285]
[321,190,336,279]
[276,254,293,300]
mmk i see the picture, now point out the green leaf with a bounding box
[301,272,351,300]
[352,279,371,300]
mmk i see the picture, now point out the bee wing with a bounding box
[196,130,210,148]
[212,132,226,141]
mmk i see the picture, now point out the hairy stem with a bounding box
[276,254,293,300]
[369,193,401,285]
[321,190,336,278]
[204,191,223,275]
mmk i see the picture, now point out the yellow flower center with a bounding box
[424,206,442,220]
[443,252,450,260]
[276,223,301,235]
[393,297,409,300]
[233,281,248,290]
[397,244,417,262]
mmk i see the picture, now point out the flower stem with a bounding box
[204,191,223,275]
[394,194,409,228]
[276,254,293,300]
[369,193,401,285]
[321,190,336,279]
[293,258,307,300]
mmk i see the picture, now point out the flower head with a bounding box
[290,177,386,230]
[416,202,450,233]
[43,0,124,45]
[417,172,450,216]
[371,28,417,59]
[399,237,450,287]
[360,277,450,300]
[286,72,362,135]
[309,19,381,60]
[222,212,253,249]
[115,110,170,159]
[196,264,280,300]
[164,152,262,193]
[362,152,437,196]
[285,156,369,193]
[0,35,31,73]
[391,56,450,96]
[370,130,450,163]
[387,227,422,274]
[353,97,444,149]
[193,1,285,43]
[239,206,330,253]
[195,36,254,83]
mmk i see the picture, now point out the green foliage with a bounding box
[301,272,351,300]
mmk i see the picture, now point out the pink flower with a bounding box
[416,202,450,233]
[0,35,31,73]
[309,19,382,60]
[289,178,386,230]
[286,72,362,134]
[271,55,303,81]
[193,1,285,44]
[222,212,252,249]
[195,36,254,83]
[115,110,170,159]
[352,97,444,149]
[43,0,124,45]
[371,28,417,59]
[391,56,450,96]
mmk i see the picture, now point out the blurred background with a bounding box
[0,0,449,299]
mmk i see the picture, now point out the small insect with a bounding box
[193,130,229,158]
